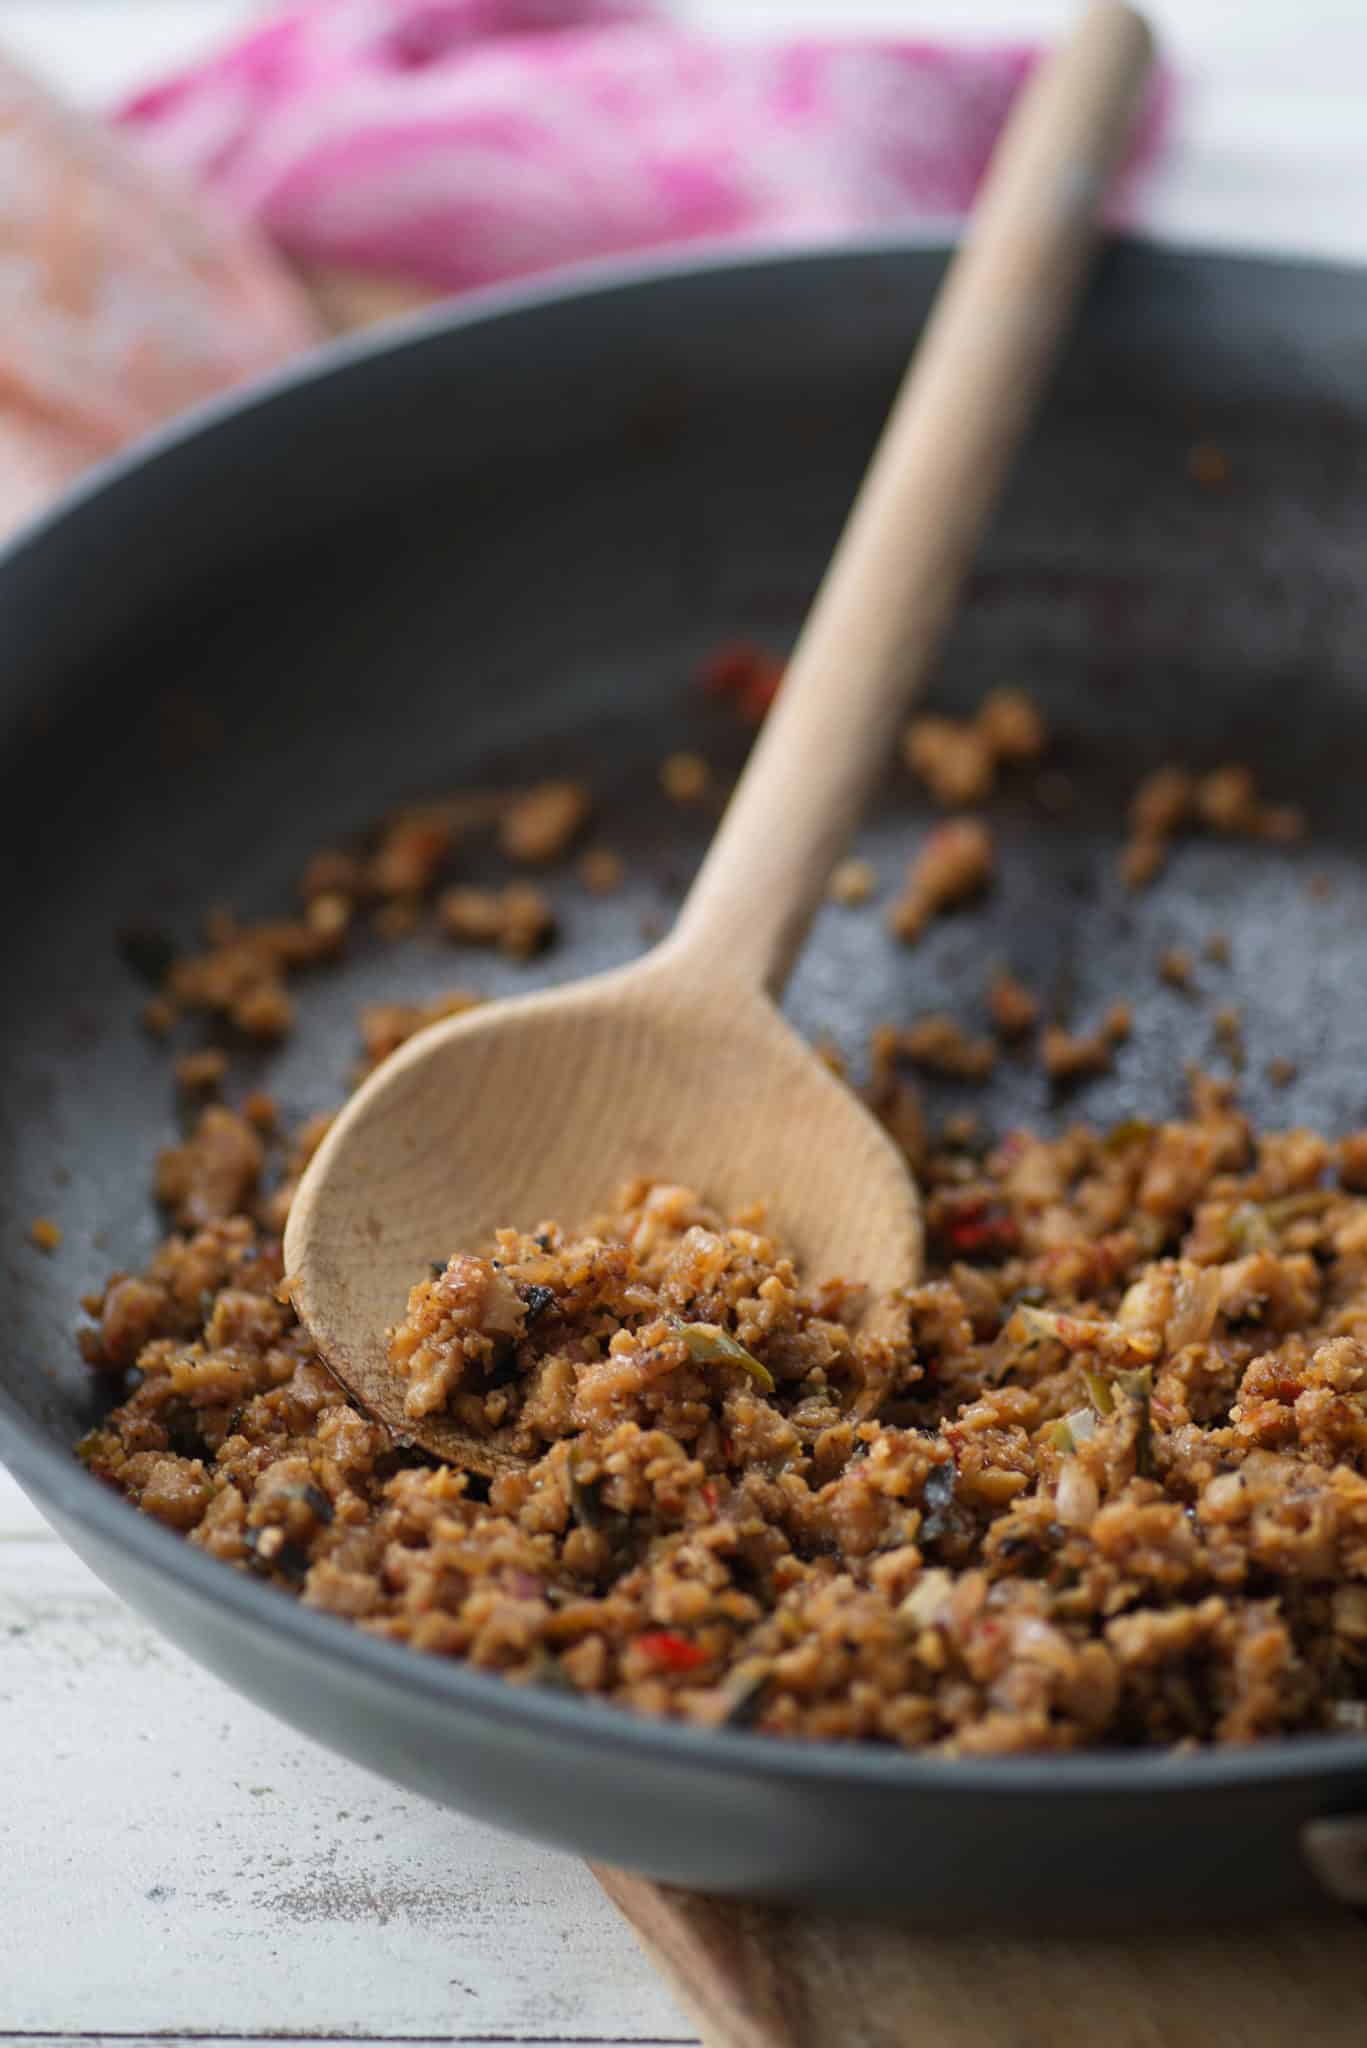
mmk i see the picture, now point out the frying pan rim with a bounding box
[3,227,1366,1801]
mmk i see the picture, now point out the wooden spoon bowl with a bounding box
[285,947,921,1474]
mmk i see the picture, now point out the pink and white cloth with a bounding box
[117,0,1163,293]
[0,0,1167,540]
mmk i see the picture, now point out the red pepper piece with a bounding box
[939,1198,1020,1259]
[699,639,785,723]
[636,1631,710,1674]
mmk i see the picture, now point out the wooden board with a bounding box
[598,1867,1367,2048]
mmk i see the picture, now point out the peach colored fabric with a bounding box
[0,51,318,541]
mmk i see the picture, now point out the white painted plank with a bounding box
[0,1462,54,1538]
[0,1540,694,2044]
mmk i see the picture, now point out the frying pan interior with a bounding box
[3,240,1367,1924]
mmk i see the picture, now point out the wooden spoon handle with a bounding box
[668,1,1153,997]
[597,1867,1367,2048]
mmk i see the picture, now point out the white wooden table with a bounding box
[0,1465,693,2046]
[4,3,1367,2041]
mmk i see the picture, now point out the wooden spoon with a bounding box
[285,0,1155,1474]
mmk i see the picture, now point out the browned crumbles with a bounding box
[1157,948,1195,992]
[1187,439,1231,490]
[659,752,711,806]
[988,970,1039,1042]
[828,857,877,907]
[499,780,592,866]
[80,1080,1367,1753]
[29,1216,62,1252]
[154,1105,264,1229]
[125,784,581,1055]
[1122,763,1305,891]
[1215,1005,1246,1072]
[1040,1003,1132,1086]
[436,883,555,959]
[174,1048,228,1096]
[866,1029,929,1173]
[888,819,994,943]
[141,995,177,1039]
[902,689,1046,808]
[900,1015,997,1084]
[578,848,625,896]
[70,663,1363,1756]
[357,992,486,1073]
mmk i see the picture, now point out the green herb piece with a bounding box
[1081,1370,1116,1417]
[1264,1192,1334,1226]
[1113,1364,1154,1477]
[720,1667,771,1729]
[1102,1117,1154,1155]
[676,1322,775,1392]
[567,1453,607,1531]
[531,1646,578,1694]
[1227,1201,1273,1254]
[1051,1402,1101,1457]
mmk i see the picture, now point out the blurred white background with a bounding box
[1,0,1364,262]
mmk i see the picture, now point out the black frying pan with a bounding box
[4,238,1367,1929]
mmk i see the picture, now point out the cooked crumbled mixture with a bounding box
[888,819,994,943]
[154,1106,263,1229]
[1215,1005,1246,1071]
[30,1216,62,1252]
[578,848,625,896]
[68,660,1362,1754]
[1196,765,1302,844]
[1122,763,1304,891]
[1157,948,1195,992]
[437,883,555,958]
[368,804,459,896]
[988,970,1039,1042]
[81,1082,1367,1752]
[499,781,592,866]
[1187,439,1231,489]
[902,716,995,809]
[866,1028,929,1171]
[358,992,485,1072]
[371,900,422,942]
[975,688,1047,763]
[175,1048,228,1096]
[122,784,576,1053]
[659,753,711,806]
[902,689,1046,809]
[242,1091,278,1131]
[141,996,177,1039]
[901,1015,997,1084]
[166,909,320,1041]
[1040,1004,1131,1086]
[828,857,877,907]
